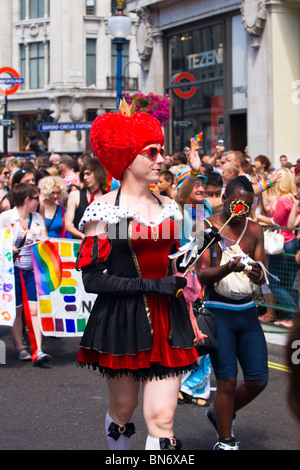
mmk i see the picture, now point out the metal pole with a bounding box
[116,41,123,108]
[113,38,126,109]
[3,97,8,154]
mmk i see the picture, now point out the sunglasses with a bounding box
[2,171,10,176]
[141,147,165,160]
[30,196,40,201]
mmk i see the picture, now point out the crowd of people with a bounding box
[0,128,300,449]
[155,146,300,330]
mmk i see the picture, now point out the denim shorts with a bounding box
[209,305,269,383]
[14,267,37,308]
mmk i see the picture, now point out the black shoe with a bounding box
[159,437,182,450]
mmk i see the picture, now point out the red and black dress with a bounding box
[77,191,198,380]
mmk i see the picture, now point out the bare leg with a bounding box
[11,306,24,351]
[143,374,181,440]
[105,375,140,450]
[29,302,42,351]
[234,380,267,413]
[214,378,237,440]
[214,378,267,439]
[12,303,42,351]
[107,375,140,424]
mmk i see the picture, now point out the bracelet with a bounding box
[258,179,272,192]
[257,270,264,282]
[187,170,199,182]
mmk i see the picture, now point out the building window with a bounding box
[30,0,45,18]
[21,0,26,20]
[86,39,97,86]
[231,15,247,110]
[20,41,49,89]
[111,0,117,14]
[20,44,26,90]
[21,0,49,19]
[166,23,224,153]
[30,42,45,89]
[86,0,96,15]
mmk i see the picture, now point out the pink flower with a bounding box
[124,92,171,127]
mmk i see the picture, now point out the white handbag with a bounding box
[264,229,284,255]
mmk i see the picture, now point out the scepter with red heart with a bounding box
[175,200,249,297]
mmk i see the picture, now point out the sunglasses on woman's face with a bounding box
[141,147,165,161]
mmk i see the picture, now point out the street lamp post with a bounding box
[108,1,132,108]
[113,37,127,108]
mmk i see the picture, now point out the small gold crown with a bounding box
[119,98,136,117]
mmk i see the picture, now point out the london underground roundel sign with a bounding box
[0,67,22,96]
[173,72,197,99]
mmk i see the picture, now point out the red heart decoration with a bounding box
[234,203,245,214]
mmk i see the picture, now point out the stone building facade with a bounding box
[0,0,140,154]
[127,0,300,164]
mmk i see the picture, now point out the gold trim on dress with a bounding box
[128,219,153,335]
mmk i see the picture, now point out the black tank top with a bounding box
[73,188,89,231]
[74,187,107,234]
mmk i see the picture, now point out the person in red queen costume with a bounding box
[76,100,218,451]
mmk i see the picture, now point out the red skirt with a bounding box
[77,219,198,379]
[77,293,198,379]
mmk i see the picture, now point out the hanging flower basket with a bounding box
[124,91,172,127]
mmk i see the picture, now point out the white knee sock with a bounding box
[105,411,133,451]
[145,434,161,450]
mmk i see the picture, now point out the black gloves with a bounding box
[82,265,187,297]
[144,275,187,296]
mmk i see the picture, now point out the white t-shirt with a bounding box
[0,207,46,270]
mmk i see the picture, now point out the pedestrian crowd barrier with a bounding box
[253,225,300,317]
[0,340,6,365]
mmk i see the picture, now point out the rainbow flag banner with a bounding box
[31,240,62,296]
[193,132,204,142]
[0,229,16,328]
[34,239,96,337]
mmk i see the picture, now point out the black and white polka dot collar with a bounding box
[78,200,183,232]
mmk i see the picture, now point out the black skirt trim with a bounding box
[76,361,198,381]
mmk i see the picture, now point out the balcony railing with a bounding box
[106,76,139,92]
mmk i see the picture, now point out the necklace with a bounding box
[20,218,29,231]
[150,221,158,242]
[19,213,32,232]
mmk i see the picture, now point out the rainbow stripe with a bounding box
[104,171,113,192]
[31,240,62,295]
[176,169,191,186]
[193,132,204,141]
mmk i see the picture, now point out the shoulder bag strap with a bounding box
[13,213,32,261]
[236,218,248,244]
[46,205,58,232]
